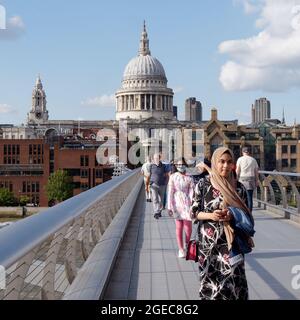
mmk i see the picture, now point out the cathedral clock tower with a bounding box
[27,75,49,124]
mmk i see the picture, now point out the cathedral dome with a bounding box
[115,22,174,121]
[123,55,166,81]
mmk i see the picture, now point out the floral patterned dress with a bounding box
[191,176,249,300]
[167,172,194,220]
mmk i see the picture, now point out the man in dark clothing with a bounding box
[149,153,169,219]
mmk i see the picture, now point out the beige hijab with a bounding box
[201,147,251,250]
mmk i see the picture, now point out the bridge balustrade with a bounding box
[0,170,141,300]
[255,170,300,222]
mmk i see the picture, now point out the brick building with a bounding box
[0,137,113,207]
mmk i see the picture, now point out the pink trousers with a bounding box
[175,220,192,251]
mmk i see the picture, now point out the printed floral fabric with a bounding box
[191,176,249,300]
[167,172,194,220]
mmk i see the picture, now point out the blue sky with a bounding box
[0,0,300,125]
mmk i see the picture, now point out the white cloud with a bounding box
[9,16,25,29]
[0,16,25,40]
[173,86,184,94]
[0,104,17,114]
[235,110,251,124]
[81,94,115,107]
[219,0,300,92]
[233,0,262,15]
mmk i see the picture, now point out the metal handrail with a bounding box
[259,170,300,178]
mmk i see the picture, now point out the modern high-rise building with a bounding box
[185,97,202,122]
[251,98,271,123]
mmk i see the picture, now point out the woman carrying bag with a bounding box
[191,147,254,300]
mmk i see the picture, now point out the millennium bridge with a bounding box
[0,169,300,300]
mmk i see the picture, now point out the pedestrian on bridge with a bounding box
[167,158,194,258]
[236,147,259,213]
[149,153,169,219]
[141,155,152,202]
[191,147,253,300]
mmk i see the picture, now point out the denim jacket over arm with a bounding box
[228,206,255,255]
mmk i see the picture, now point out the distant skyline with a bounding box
[0,0,300,125]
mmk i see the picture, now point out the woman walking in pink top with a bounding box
[167,158,195,258]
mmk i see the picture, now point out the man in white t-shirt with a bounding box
[141,156,152,202]
[236,147,259,212]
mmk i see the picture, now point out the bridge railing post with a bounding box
[263,186,268,210]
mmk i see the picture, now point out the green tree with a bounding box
[46,169,73,204]
[0,188,16,206]
[19,195,30,207]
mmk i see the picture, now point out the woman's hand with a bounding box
[196,162,205,173]
[210,209,232,222]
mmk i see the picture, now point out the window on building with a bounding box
[95,169,103,178]
[291,159,297,168]
[282,145,288,153]
[80,183,89,191]
[50,149,54,161]
[80,155,89,167]
[81,169,88,178]
[282,159,288,167]
[291,145,297,154]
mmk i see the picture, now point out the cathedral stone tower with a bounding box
[27,75,49,124]
[116,22,174,121]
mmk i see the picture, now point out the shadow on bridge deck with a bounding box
[104,191,300,300]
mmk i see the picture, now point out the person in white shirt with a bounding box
[141,156,152,202]
[236,147,259,212]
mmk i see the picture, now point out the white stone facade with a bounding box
[1,126,36,139]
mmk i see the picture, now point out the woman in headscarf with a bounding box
[191,147,253,300]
